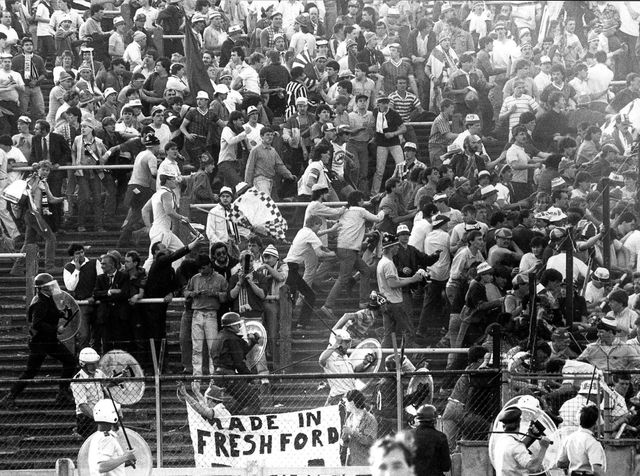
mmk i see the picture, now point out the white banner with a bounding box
[186,403,342,468]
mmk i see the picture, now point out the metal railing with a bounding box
[0,368,501,472]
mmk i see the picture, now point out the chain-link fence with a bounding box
[0,367,504,472]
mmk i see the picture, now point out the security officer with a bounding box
[87,399,136,474]
[0,273,76,410]
[492,406,551,475]
[412,404,451,476]
[211,312,261,414]
[71,347,107,439]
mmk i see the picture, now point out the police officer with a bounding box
[492,406,551,475]
[0,273,76,410]
[412,404,451,476]
[87,399,136,474]
[211,312,261,414]
[71,347,107,439]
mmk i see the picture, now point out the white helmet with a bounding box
[333,329,352,343]
[518,395,541,410]
[93,399,120,424]
[79,347,100,364]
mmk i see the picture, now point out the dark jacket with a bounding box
[145,246,191,298]
[412,424,452,476]
[12,54,46,83]
[394,244,438,290]
[407,29,436,59]
[29,293,65,340]
[213,327,256,374]
[30,132,71,165]
[93,270,132,323]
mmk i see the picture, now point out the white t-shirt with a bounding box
[546,253,588,281]
[425,229,451,281]
[134,6,158,30]
[376,255,403,304]
[36,4,54,36]
[284,226,323,265]
[237,63,260,95]
[408,219,432,253]
[244,122,264,150]
[587,63,614,104]
[614,1,640,37]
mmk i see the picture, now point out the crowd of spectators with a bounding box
[4,0,640,462]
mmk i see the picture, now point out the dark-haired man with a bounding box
[557,405,606,476]
[144,233,204,371]
[64,243,102,349]
[12,37,46,121]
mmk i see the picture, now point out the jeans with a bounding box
[192,309,218,377]
[253,176,273,195]
[118,184,153,247]
[20,212,56,270]
[347,140,370,193]
[263,300,279,360]
[19,86,45,120]
[286,262,315,324]
[324,248,370,310]
[217,160,242,189]
[101,173,117,219]
[179,308,194,373]
[0,196,19,239]
[77,174,104,228]
[417,279,448,336]
[382,302,415,347]
[372,145,404,193]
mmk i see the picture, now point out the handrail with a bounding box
[13,164,134,172]
[0,253,25,259]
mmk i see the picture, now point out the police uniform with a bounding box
[2,291,76,406]
[87,430,126,476]
[493,407,545,476]
[71,368,107,438]
[212,327,260,413]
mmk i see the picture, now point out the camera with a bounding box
[243,254,251,275]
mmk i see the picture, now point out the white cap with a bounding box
[593,267,610,281]
[396,224,410,235]
[219,186,233,196]
[113,16,125,25]
[79,347,100,364]
[247,105,259,115]
[103,87,117,98]
[214,84,229,95]
[477,262,493,274]
[196,90,210,100]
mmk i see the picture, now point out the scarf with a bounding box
[375,110,388,134]
[24,53,37,81]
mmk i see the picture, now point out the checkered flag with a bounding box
[229,188,288,241]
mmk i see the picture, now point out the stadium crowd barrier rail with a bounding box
[0,369,503,474]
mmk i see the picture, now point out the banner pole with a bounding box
[391,333,402,433]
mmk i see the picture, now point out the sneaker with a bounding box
[0,394,17,410]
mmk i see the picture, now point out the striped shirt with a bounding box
[499,94,538,139]
[285,80,308,119]
[389,90,421,123]
[429,113,452,147]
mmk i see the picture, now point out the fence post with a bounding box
[391,333,403,433]
[25,244,38,311]
[150,339,163,468]
[603,178,611,269]
[278,285,292,370]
